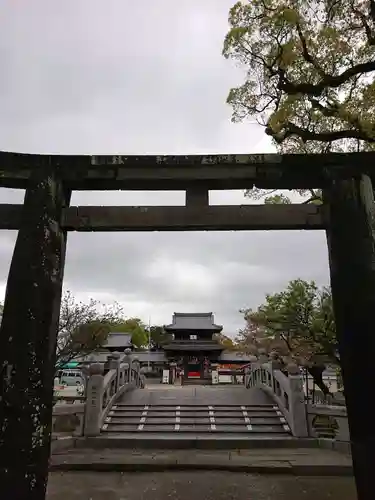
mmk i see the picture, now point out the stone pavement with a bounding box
[47,471,357,500]
[118,385,273,406]
[50,447,353,475]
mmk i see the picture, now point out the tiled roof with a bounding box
[74,352,116,363]
[162,343,224,351]
[102,332,133,349]
[164,312,223,331]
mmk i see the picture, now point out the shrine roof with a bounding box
[102,332,133,349]
[162,342,224,351]
[164,312,223,332]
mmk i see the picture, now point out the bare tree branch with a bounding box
[268,121,375,143]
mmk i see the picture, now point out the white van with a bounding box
[59,369,85,389]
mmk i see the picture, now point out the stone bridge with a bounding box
[49,351,353,499]
[52,351,349,455]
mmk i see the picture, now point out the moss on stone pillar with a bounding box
[0,166,71,500]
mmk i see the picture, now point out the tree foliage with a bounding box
[264,193,292,204]
[2,291,166,358]
[223,0,375,203]
[238,279,339,366]
[245,186,323,204]
[238,279,339,393]
[109,317,149,348]
[214,332,236,349]
[149,325,173,349]
[109,319,171,349]
[56,291,124,368]
[223,0,375,153]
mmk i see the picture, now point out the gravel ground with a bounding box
[47,471,357,500]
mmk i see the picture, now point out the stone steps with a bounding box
[79,435,311,451]
[50,447,354,475]
[182,379,212,386]
[106,417,283,424]
[101,403,291,436]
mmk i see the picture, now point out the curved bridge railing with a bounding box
[51,350,144,438]
[245,356,308,437]
[245,353,350,446]
[83,351,145,436]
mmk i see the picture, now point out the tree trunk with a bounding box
[323,175,375,500]
[307,365,331,395]
[0,167,70,500]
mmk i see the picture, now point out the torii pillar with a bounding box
[0,166,70,500]
[324,174,375,500]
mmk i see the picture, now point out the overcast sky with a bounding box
[0,0,329,336]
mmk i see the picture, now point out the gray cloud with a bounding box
[0,0,330,335]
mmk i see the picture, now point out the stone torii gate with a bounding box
[0,151,374,499]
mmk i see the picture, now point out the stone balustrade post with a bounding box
[110,352,122,391]
[105,354,116,371]
[269,352,284,371]
[270,360,284,371]
[286,363,308,437]
[248,355,258,369]
[244,367,250,387]
[84,363,105,437]
[269,351,283,370]
[123,348,132,383]
[258,348,269,364]
[132,357,140,386]
[137,363,141,386]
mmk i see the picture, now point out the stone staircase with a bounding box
[182,378,211,386]
[101,403,291,436]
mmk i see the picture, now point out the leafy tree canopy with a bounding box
[214,332,236,349]
[264,193,292,204]
[224,0,375,153]
[149,325,173,349]
[223,0,375,202]
[110,317,149,348]
[238,279,339,367]
[56,291,124,368]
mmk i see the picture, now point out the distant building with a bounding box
[137,313,253,381]
[101,332,133,352]
[73,316,253,380]
[162,312,224,381]
[74,331,134,364]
